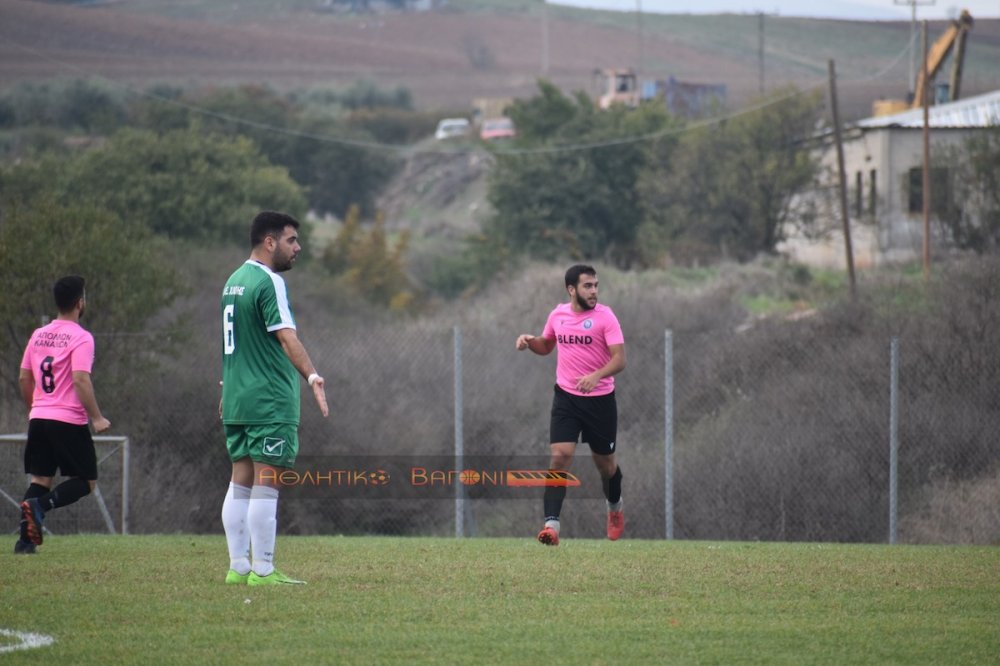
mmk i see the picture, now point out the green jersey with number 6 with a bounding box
[221,260,300,426]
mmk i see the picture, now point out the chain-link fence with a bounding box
[3,323,998,543]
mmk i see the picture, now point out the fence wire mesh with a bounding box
[2,325,997,543]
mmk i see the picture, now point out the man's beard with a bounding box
[273,251,295,272]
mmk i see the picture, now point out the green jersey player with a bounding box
[219,211,328,586]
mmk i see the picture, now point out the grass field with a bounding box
[1,536,997,664]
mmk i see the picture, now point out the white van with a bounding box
[434,118,470,140]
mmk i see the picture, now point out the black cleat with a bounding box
[14,540,37,555]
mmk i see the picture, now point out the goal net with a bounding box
[0,434,130,536]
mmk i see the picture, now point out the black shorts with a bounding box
[24,418,98,481]
[549,384,618,455]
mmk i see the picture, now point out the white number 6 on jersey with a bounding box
[223,304,235,355]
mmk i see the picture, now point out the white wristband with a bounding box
[307,372,320,386]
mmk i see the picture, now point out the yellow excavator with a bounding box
[873,9,973,116]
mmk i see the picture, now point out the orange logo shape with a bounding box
[459,469,481,485]
[505,470,581,487]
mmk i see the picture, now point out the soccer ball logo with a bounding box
[459,469,481,485]
[368,469,390,485]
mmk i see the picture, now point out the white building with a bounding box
[780,90,1000,269]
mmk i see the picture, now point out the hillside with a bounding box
[3,0,1000,119]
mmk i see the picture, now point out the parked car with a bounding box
[434,118,470,140]
[479,117,516,141]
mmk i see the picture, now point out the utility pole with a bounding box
[895,0,936,99]
[758,12,765,95]
[541,0,549,75]
[921,21,931,280]
[635,0,643,79]
[828,59,858,300]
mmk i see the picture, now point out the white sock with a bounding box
[221,482,251,574]
[248,485,280,577]
[607,498,623,512]
[544,518,560,532]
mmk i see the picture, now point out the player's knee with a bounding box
[29,477,53,490]
[86,480,96,494]
[549,452,573,469]
[595,456,618,478]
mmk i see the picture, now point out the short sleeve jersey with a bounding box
[542,303,625,397]
[221,260,300,425]
[20,319,95,425]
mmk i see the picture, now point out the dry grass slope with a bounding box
[3,0,1000,116]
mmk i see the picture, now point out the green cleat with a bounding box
[225,569,250,585]
[247,569,307,586]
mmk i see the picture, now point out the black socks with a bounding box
[543,484,566,522]
[603,466,622,505]
[37,478,91,512]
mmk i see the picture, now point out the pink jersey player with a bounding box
[515,265,627,547]
[16,275,110,554]
[20,319,95,426]
[542,302,624,397]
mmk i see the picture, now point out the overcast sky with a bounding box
[550,0,998,20]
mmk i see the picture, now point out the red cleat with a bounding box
[537,526,560,546]
[21,499,44,546]
[607,510,624,541]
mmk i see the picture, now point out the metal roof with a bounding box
[856,89,1000,129]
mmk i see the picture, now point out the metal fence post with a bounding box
[665,329,674,540]
[889,336,899,545]
[122,436,130,535]
[454,325,464,538]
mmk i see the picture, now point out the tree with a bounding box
[128,84,191,133]
[5,80,405,221]
[639,88,823,264]
[934,126,1000,253]
[323,203,362,276]
[487,81,679,267]
[336,79,413,111]
[284,115,400,219]
[324,205,415,310]
[0,79,126,133]
[0,199,183,403]
[1,127,307,240]
[345,107,438,146]
[183,84,401,218]
[505,80,579,142]
[192,85,297,166]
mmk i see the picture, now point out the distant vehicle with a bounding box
[434,118,470,140]
[479,117,516,141]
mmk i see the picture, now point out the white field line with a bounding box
[0,628,55,653]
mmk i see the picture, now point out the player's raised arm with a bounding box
[516,333,555,355]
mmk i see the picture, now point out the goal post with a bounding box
[0,433,130,535]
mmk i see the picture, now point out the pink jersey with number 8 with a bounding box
[20,319,95,425]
